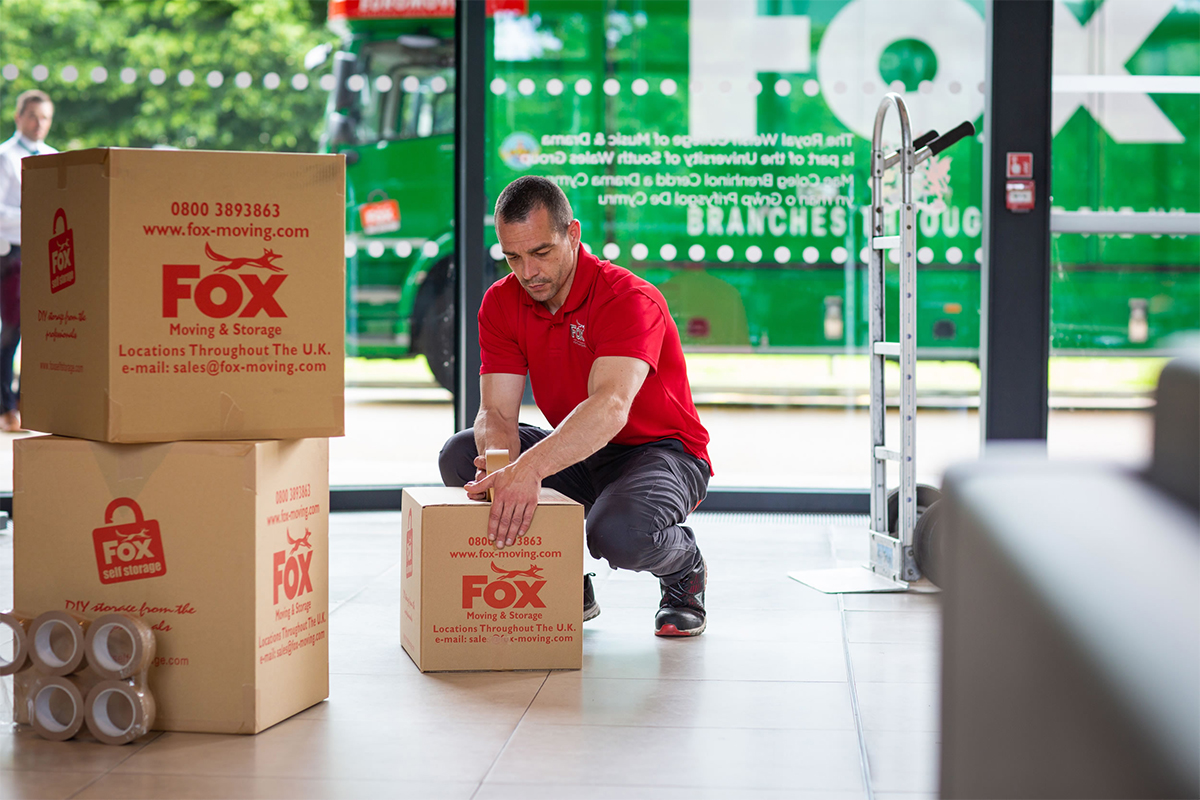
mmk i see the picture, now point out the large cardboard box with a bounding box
[20,148,345,442]
[13,435,330,734]
[401,487,584,672]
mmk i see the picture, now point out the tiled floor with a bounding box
[1,512,941,799]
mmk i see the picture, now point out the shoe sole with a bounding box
[583,603,600,622]
[654,620,706,637]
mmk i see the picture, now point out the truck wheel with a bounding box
[412,256,456,391]
[886,484,942,536]
[911,499,946,587]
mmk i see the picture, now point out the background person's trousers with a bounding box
[439,424,709,585]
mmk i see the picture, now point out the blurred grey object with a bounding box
[939,354,1200,799]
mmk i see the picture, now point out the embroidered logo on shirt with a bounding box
[570,322,586,347]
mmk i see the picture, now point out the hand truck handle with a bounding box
[882,130,939,170]
[927,121,976,155]
[912,130,939,150]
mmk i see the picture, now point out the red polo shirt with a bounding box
[478,246,712,472]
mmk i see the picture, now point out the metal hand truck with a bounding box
[792,93,975,594]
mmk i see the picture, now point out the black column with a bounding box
[454,0,486,432]
[980,0,1054,443]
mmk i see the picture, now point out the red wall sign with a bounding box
[329,0,527,19]
[1006,152,1034,180]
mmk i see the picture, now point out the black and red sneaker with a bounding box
[654,555,706,636]
[583,572,600,621]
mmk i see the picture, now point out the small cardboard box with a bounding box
[20,148,345,443]
[13,435,330,734]
[401,487,584,672]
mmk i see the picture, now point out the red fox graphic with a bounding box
[287,528,313,554]
[205,242,283,272]
[491,561,543,581]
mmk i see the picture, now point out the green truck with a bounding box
[319,0,1199,388]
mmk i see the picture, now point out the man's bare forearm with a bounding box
[473,406,521,461]
[512,391,627,481]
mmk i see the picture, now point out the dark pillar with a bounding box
[454,0,486,431]
[980,0,1054,443]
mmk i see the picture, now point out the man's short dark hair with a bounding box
[494,176,573,232]
[15,90,51,117]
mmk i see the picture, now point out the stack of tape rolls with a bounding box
[84,614,157,745]
[5,609,157,745]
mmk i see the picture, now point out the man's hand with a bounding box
[465,460,542,549]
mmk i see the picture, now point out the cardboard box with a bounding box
[13,435,330,734]
[401,487,584,672]
[20,148,345,443]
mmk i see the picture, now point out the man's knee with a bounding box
[438,428,478,487]
[585,498,652,571]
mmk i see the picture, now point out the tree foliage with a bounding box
[0,0,335,153]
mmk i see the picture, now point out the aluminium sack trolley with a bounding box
[791,93,974,593]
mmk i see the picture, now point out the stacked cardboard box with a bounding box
[13,148,343,733]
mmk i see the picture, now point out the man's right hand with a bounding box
[464,459,542,549]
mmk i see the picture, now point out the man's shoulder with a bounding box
[594,260,666,307]
[482,273,525,314]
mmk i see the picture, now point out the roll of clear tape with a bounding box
[85,678,156,746]
[485,449,509,502]
[85,614,156,680]
[29,610,90,676]
[0,609,34,676]
[28,675,86,741]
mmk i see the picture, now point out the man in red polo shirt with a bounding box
[439,176,712,636]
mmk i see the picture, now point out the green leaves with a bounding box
[0,0,335,152]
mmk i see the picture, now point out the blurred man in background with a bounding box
[0,90,56,432]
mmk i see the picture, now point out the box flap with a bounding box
[402,486,580,508]
[22,148,111,172]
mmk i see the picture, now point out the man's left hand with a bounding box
[465,462,541,549]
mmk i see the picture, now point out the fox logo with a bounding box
[273,528,314,605]
[463,562,546,609]
[163,245,287,319]
[205,243,283,272]
[287,528,313,555]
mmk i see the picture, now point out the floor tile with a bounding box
[0,726,161,773]
[73,773,477,800]
[865,730,940,794]
[488,724,865,791]
[844,611,941,645]
[593,604,844,643]
[296,670,547,725]
[0,770,101,800]
[525,673,854,730]
[328,632,418,676]
[842,592,942,612]
[110,719,513,782]
[327,598,399,637]
[848,642,941,684]
[476,784,864,800]
[855,681,940,732]
[581,627,847,682]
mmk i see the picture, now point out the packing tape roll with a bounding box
[85,679,156,746]
[485,449,509,502]
[29,610,90,676]
[85,614,156,680]
[29,675,86,741]
[0,610,33,675]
